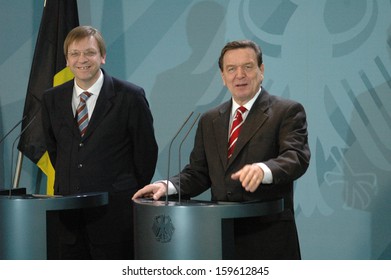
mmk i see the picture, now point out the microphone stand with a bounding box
[0,115,28,190]
[178,113,200,204]
[10,115,36,195]
[166,112,194,205]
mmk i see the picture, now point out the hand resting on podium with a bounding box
[132,182,167,201]
[132,164,264,201]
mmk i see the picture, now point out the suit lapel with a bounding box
[213,101,231,170]
[55,81,80,137]
[83,71,115,139]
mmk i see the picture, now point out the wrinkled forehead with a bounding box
[222,48,258,66]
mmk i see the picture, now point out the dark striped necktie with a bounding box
[76,91,92,137]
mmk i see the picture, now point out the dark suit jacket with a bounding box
[171,88,310,259]
[41,69,158,250]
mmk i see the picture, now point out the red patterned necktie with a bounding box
[76,91,92,137]
[228,106,247,159]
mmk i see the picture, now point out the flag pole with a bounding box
[12,151,23,188]
[16,0,79,195]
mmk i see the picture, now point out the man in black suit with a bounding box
[133,40,310,259]
[42,26,158,259]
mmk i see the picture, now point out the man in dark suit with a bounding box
[41,26,158,259]
[132,40,310,259]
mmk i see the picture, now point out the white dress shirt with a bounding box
[72,69,104,118]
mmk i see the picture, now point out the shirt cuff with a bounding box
[254,163,273,184]
[155,180,178,195]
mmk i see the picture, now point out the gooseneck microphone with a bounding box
[178,113,200,204]
[9,115,37,197]
[165,112,194,205]
[0,116,26,145]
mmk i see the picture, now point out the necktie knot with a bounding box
[235,106,246,118]
[80,91,92,103]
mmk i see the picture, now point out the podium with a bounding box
[0,192,108,260]
[133,198,283,259]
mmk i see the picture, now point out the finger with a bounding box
[232,165,250,181]
[231,170,241,180]
[240,167,255,187]
[132,184,156,199]
[132,190,144,199]
[132,188,149,199]
[246,172,263,192]
[152,186,168,200]
[241,173,251,188]
[246,176,260,192]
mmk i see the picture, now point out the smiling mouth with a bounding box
[77,66,90,70]
[236,83,248,87]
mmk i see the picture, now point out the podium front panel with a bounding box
[0,192,108,260]
[133,199,283,260]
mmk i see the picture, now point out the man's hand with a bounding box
[132,182,167,200]
[231,164,264,192]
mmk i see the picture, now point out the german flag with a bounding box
[17,0,79,195]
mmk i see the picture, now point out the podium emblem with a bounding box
[152,214,175,243]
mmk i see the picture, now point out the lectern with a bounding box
[0,192,108,260]
[133,198,283,259]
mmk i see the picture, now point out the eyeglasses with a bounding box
[67,50,98,58]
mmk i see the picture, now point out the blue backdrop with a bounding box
[1,0,390,260]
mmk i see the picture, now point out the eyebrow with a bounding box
[68,48,97,52]
[225,62,255,68]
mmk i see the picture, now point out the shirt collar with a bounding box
[74,69,104,97]
[231,86,262,116]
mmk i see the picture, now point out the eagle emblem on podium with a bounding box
[152,214,175,243]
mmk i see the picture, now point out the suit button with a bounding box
[227,191,232,196]
[78,163,83,168]
[79,143,84,147]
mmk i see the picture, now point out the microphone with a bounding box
[0,116,26,145]
[9,115,37,197]
[178,113,200,204]
[165,112,194,205]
